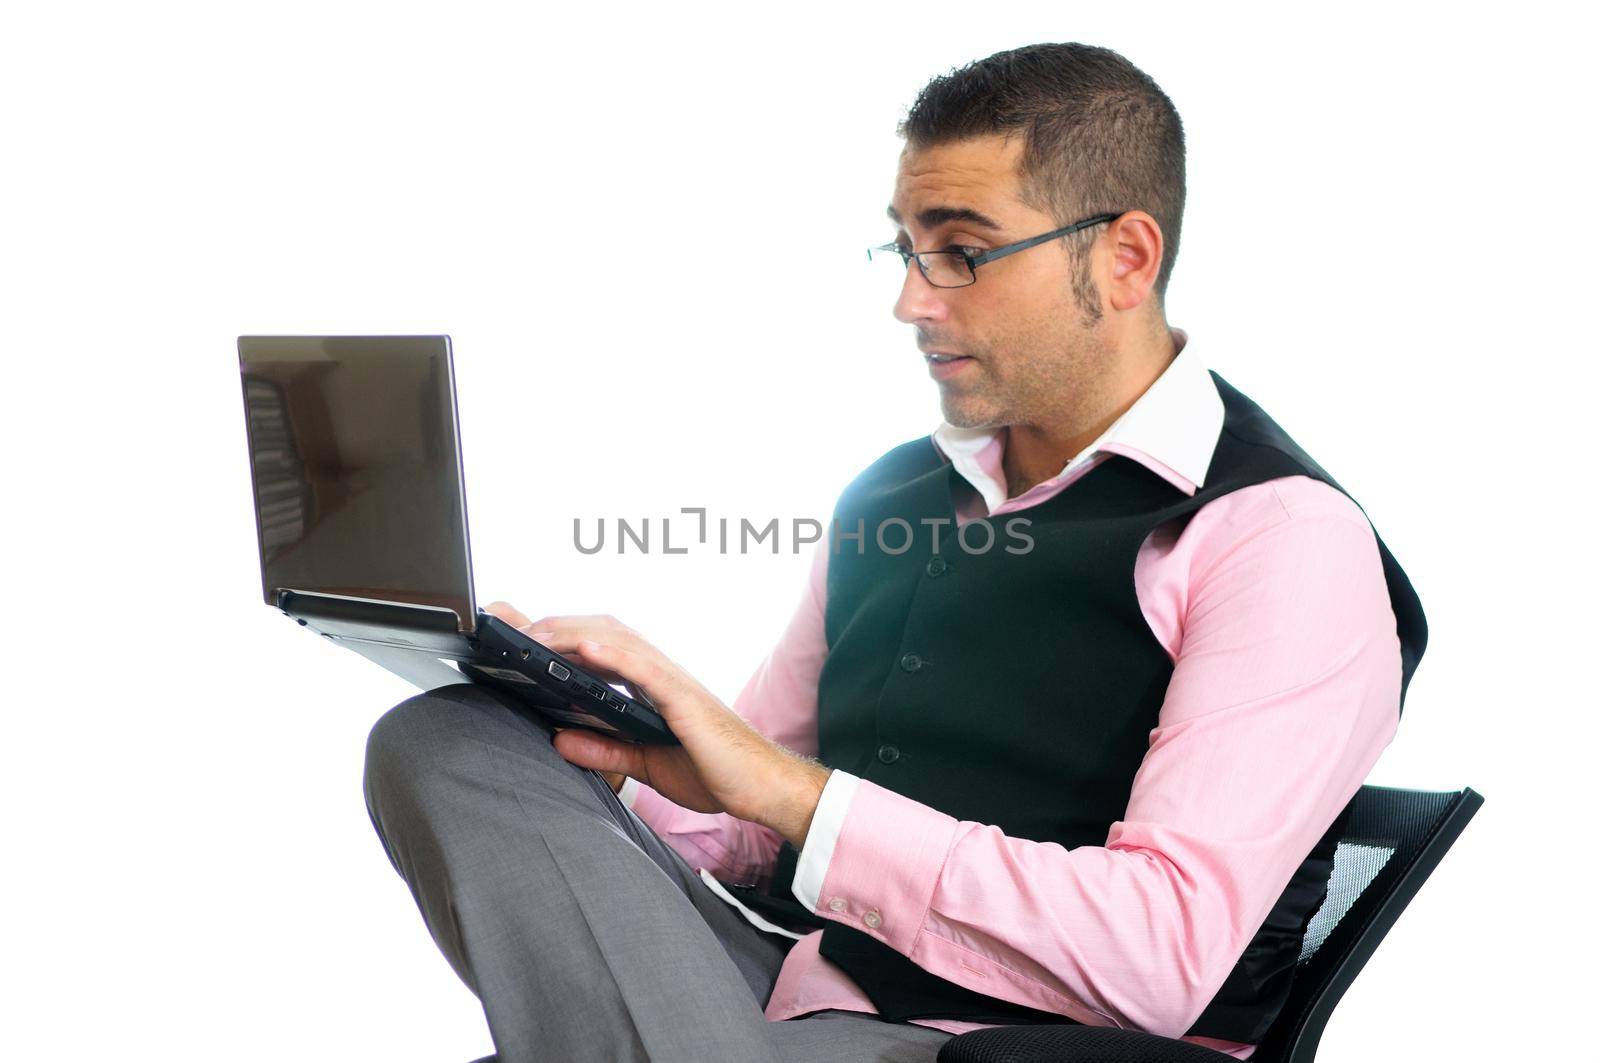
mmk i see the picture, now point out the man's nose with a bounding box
[893,261,950,325]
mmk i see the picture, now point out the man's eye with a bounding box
[946,245,984,257]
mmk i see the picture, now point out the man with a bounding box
[363,42,1424,1063]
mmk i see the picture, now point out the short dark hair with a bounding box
[899,43,1186,305]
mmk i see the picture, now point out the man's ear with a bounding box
[1104,211,1164,312]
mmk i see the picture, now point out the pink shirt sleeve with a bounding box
[798,476,1404,1037]
[625,543,831,888]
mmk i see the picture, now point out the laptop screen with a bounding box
[237,335,476,630]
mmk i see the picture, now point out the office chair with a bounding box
[935,784,1484,1063]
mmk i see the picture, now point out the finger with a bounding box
[484,600,537,629]
[537,649,637,703]
[499,618,670,695]
[488,609,613,643]
[570,640,676,708]
[551,727,647,780]
[523,629,589,653]
[531,623,659,665]
[526,614,630,637]
[562,658,632,691]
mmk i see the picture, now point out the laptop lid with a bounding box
[237,335,477,635]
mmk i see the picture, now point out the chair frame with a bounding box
[937,784,1484,1063]
[1256,785,1483,1063]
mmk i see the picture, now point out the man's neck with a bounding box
[1001,327,1182,498]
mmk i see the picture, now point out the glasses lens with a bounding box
[919,252,975,288]
[866,246,976,289]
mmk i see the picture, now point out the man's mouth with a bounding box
[924,351,976,380]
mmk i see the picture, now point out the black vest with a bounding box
[727,372,1426,1045]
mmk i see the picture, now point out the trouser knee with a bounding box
[366,681,560,788]
[364,684,551,845]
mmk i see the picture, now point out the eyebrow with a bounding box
[886,204,1004,233]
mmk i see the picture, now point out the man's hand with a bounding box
[484,602,832,847]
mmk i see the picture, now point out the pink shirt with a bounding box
[622,334,1403,1059]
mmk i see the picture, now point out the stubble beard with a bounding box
[938,293,1113,434]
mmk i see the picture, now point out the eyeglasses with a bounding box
[868,212,1124,289]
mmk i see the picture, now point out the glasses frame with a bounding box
[870,211,1125,289]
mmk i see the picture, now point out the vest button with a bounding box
[899,653,923,673]
[876,744,900,764]
[926,555,947,577]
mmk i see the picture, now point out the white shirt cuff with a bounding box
[790,770,860,912]
[617,776,641,809]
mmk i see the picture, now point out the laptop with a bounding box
[237,334,678,745]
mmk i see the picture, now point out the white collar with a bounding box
[930,328,1224,514]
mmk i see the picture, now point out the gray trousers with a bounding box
[362,683,955,1063]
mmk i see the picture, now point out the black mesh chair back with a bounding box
[937,785,1484,1063]
[1254,784,1482,1062]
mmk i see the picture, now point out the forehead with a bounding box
[890,134,1031,229]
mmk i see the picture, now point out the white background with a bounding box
[2,2,1593,1060]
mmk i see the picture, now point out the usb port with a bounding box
[606,692,625,707]
[546,661,571,682]
[588,684,608,701]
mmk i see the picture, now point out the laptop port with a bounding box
[546,661,571,682]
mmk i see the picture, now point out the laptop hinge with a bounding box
[277,589,469,635]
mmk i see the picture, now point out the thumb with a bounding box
[552,728,645,779]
